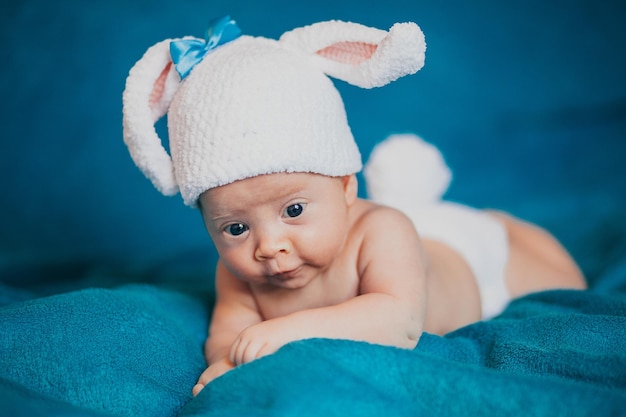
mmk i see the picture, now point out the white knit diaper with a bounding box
[404,202,510,319]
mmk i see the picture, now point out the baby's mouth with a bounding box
[272,266,302,280]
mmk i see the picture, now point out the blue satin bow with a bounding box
[170,16,242,80]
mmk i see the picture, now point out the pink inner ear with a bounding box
[316,41,378,65]
[149,62,172,107]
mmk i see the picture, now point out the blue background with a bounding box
[1,0,625,289]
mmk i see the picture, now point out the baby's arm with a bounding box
[192,261,262,395]
[229,207,428,365]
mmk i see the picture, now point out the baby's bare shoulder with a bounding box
[349,200,421,263]
[350,201,426,295]
[351,199,416,231]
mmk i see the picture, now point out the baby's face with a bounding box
[199,172,356,289]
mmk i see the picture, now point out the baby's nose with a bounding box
[254,231,291,261]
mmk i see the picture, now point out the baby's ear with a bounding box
[278,20,426,88]
[341,175,359,206]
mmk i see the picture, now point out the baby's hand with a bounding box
[229,318,300,366]
[192,357,234,396]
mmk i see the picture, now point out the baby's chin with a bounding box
[267,276,314,290]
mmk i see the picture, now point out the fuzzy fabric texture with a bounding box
[122,19,426,207]
[364,133,452,208]
[280,21,426,88]
[1,283,624,416]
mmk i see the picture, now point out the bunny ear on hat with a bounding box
[122,16,242,199]
[122,37,191,196]
[278,20,426,88]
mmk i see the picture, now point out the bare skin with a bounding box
[192,172,586,395]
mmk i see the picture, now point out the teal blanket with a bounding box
[2,0,625,415]
[1,281,625,416]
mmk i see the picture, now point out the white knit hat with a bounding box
[122,17,426,207]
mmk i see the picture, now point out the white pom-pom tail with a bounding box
[364,134,451,210]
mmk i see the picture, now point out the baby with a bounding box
[121,17,586,396]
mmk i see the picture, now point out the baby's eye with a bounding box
[284,203,305,218]
[225,223,248,236]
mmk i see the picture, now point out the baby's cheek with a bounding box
[303,225,348,265]
[221,253,258,282]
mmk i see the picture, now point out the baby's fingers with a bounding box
[230,335,268,366]
[192,382,206,397]
[229,336,251,365]
[192,359,234,396]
